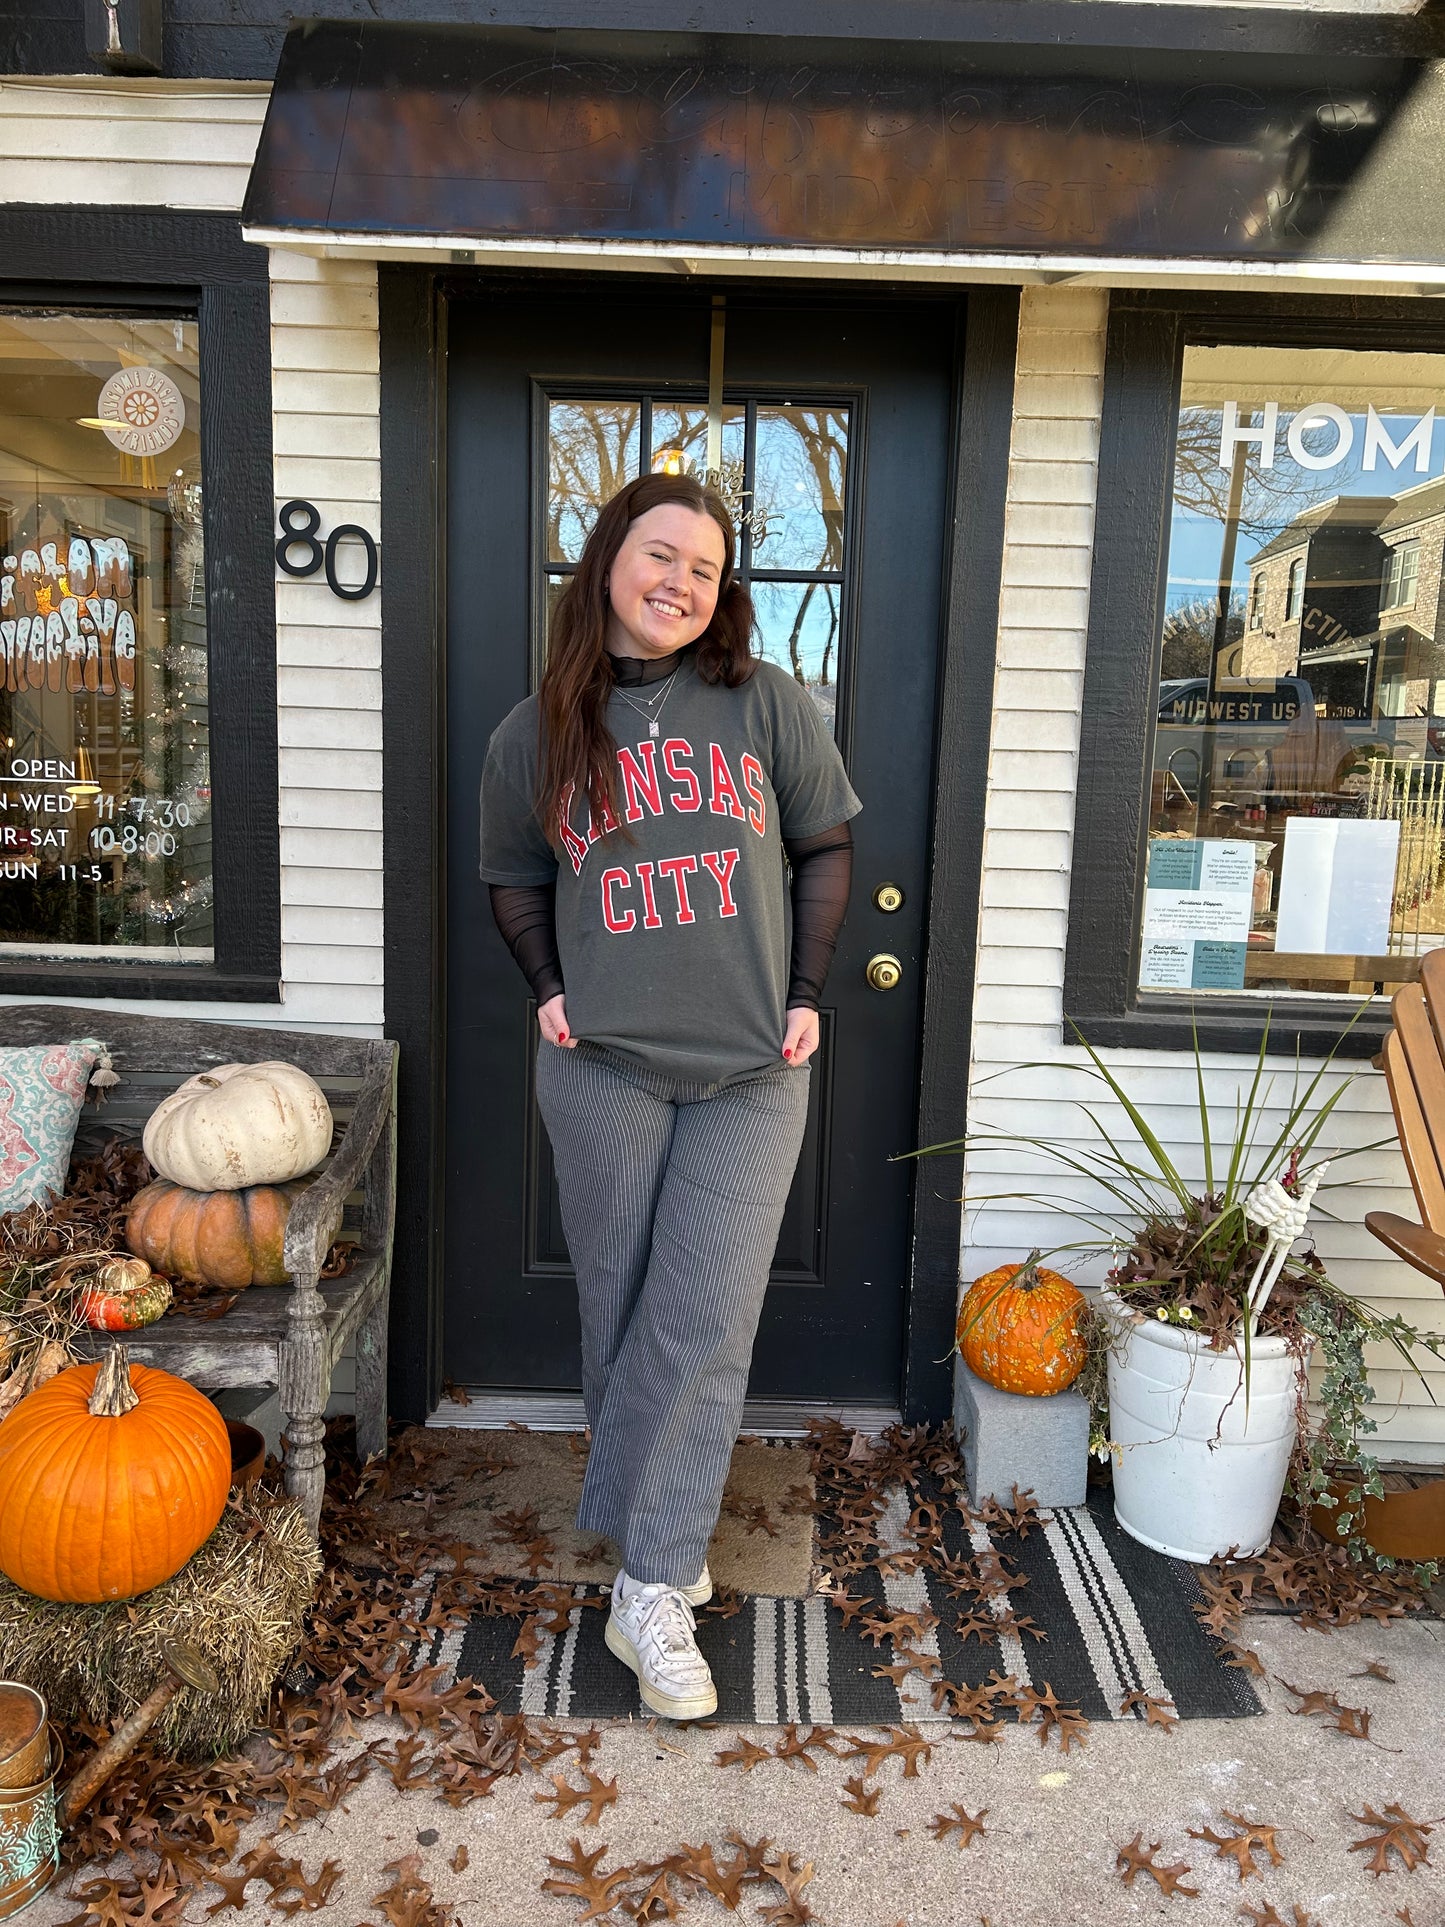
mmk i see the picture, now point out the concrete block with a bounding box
[953,1360,1089,1509]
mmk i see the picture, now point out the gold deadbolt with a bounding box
[873,882,904,913]
[866,953,903,992]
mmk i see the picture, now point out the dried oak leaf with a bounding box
[930,1804,987,1850]
[839,1725,934,1779]
[271,1859,344,1916]
[541,1839,634,1922]
[450,1845,469,1874]
[840,1776,882,1817]
[1188,1814,1283,1883]
[1016,1682,1090,1752]
[1238,1907,1318,1927]
[758,1851,817,1927]
[534,1769,620,1827]
[715,1735,772,1772]
[1115,1834,1200,1897]
[1353,1660,1396,1683]
[1120,1688,1179,1730]
[1348,1803,1433,1876]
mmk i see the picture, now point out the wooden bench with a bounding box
[0,1005,398,1537]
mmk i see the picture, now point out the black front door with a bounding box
[445,286,955,1405]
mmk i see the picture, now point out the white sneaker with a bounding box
[605,1573,718,1721]
[680,1562,713,1608]
[611,1563,713,1607]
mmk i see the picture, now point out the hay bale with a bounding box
[0,1494,320,1759]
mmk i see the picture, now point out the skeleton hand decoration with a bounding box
[1242,1161,1327,1331]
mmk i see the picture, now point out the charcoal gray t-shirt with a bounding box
[478,654,861,1085]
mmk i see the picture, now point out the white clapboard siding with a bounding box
[965,286,1445,1459]
[0,80,268,210]
[0,88,386,1039]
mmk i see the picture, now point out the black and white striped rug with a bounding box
[412,1487,1261,1726]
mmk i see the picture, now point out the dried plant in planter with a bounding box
[918,1013,1445,1572]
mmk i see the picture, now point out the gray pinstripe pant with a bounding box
[535,1039,811,1589]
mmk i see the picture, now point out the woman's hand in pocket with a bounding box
[782,1006,819,1066]
[538,995,576,1048]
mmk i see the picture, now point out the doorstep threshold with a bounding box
[429,1390,902,1437]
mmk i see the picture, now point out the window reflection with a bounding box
[543,394,851,736]
[0,313,211,959]
[1146,345,1445,998]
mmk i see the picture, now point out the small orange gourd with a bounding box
[957,1250,1086,1396]
[0,1346,230,1602]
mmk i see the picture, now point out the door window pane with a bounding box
[1145,344,1445,998]
[753,581,843,736]
[542,393,851,738]
[752,406,848,571]
[546,401,641,563]
[0,313,211,960]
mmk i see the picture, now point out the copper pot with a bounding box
[226,1419,265,1490]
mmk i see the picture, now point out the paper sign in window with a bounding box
[1140,839,1253,990]
[1273,818,1401,956]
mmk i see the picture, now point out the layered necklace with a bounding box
[611,656,683,740]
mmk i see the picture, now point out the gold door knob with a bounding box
[873,883,904,913]
[866,952,902,991]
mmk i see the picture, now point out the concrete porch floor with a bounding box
[30,1609,1444,1927]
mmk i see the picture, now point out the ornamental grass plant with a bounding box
[919,1014,1445,1567]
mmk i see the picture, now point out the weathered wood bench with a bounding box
[0,1005,398,1537]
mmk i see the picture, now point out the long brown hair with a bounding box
[536,473,755,848]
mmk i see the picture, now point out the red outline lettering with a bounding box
[701,848,741,917]
[618,740,663,823]
[657,854,700,924]
[709,743,746,820]
[740,754,767,836]
[635,861,664,929]
[557,783,590,876]
[662,737,701,812]
[601,867,635,932]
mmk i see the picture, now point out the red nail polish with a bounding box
[783,1047,792,1058]
[559,1031,568,1042]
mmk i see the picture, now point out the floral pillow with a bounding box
[0,1038,105,1212]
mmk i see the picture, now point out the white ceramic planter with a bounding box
[1104,1292,1304,1562]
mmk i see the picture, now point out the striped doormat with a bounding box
[412,1487,1261,1726]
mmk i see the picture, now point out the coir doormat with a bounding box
[411,1485,1262,1727]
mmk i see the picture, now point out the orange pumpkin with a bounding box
[126,1178,305,1289]
[0,1345,230,1602]
[957,1250,1086,1396]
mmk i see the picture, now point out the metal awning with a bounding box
[240,22,1445,291]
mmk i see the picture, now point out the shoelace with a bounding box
[631,1585,700,1659]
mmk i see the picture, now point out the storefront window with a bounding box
[0,314,210,960]
[1144,343,1445,998]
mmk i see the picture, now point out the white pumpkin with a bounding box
[143,1061,333,1191]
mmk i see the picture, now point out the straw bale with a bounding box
[0,1494,320,1759]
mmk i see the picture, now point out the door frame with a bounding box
[379,267,1018,1426]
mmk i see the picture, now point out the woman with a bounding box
[479,472,859,1720]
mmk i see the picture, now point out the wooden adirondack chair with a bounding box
[1329,947,1445,1560]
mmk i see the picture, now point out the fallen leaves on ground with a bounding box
[1115,1834,1200,1897]
[1237,1905,1319,1927]
[540,1833,816,1924]
[929,1805,988,1849]
[534,1769,620,1827]
[1120,1689,1179,1729]
[1348,1803,1434,1876]
[840,1776,881,1817]
[1187,1814,1285,1881]
[1277,1679,1373,1740]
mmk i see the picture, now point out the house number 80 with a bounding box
[275,499,378,602]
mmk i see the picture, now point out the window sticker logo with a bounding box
[95,367,185,457]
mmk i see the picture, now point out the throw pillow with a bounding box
[0,1038,105,1212]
